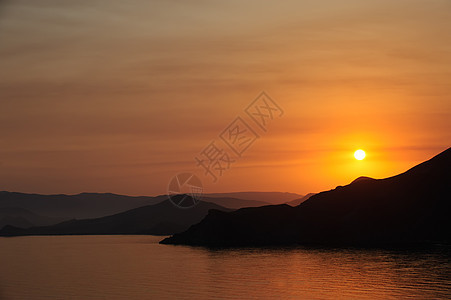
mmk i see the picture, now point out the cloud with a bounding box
[0,0,450,194]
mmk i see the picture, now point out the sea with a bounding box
[0,235,450,299]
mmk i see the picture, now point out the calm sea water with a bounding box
[0,235,449,299]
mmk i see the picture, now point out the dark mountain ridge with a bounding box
[0,192,166,219]
[0,197,232,236]
[0,207,64,229]
[205,192,302,205]
[286,193,316,206]
[161,147,451,247]
[0,192,269,220]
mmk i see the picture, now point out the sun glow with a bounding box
[354,149,366,160]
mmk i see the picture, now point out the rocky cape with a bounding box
[161,147,451,247]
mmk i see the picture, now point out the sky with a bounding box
[0,0,450,196]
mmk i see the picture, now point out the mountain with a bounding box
[350,176,376,184]
[0,192,266,220]
[202,196,269,209]
[0,207,64,229]
[0,196,232,236]
[161,147,451,247]
[286,193,316,207]
[205,192,303,205]
[0,192,166,219]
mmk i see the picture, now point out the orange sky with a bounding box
[0,0,450,196]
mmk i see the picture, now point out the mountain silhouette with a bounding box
[206,192,303,205]
[286,193,316,206]
[0,192,166,219]
[199,196,269,209]
[0,192,269,221]
[161,147,451,247]
[0,197,232,236]
[0,207,64,229]
[350,176,376,184]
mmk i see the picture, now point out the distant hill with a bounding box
[202,196,269,209]
[0,192,267,220]
[0,192,166,219]
[286,193,316,207]
[205,192,302,205]
[350,176,376,184]
[0,197,232,236]
[0,207,64,229]
[161,147,451,247]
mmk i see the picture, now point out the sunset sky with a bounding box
[0,0,450,196]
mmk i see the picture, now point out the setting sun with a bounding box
[354,149,366,160]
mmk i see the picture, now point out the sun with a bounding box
[354,149,366,160]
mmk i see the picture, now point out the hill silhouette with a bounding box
[161,147,451,247]
[0,207,64,229]
[0,196,232,236]
[206,192,302,205]
[286,193,316,206]
[350,176,376,184]
[198,196,269,209]
[0,192,165,219]
[0,192,269,221]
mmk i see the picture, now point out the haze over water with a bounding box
[0,236,449,299]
